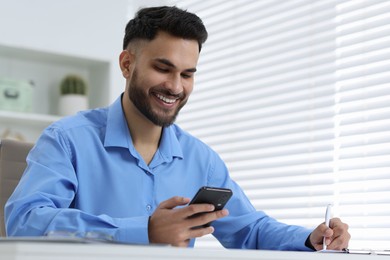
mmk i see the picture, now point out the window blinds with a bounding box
[167,0,390,249]
[334,0,390,249]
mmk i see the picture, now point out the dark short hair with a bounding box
[123,6,208,51]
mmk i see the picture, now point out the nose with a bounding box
[165,74,183,95]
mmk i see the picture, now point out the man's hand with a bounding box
[148,196,229,247]
[309,217,350,250]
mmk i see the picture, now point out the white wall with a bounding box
[0,0,132,101]
[0,0,176,102]
[0,0,171,141]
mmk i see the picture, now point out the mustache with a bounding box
[152,87,185,100]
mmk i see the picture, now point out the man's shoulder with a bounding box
[171,124,216,153]
[171,124,200,142]
[50,107,108,132]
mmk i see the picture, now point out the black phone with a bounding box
[188,186,233,228]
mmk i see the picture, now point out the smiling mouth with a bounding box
[155,93,178,104]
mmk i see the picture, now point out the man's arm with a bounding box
[5,155,151,244]
[4,127,149,243]
[6,200,151,243]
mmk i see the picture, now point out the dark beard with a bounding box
[128,69,186,127]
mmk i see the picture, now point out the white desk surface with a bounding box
[1,241,389,260]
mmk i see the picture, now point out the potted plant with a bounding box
[58,75,88,116]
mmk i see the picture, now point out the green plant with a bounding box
[60,75,87,95]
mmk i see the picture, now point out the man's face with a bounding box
[125,32,200,127]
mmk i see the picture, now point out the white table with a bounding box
[1,241,389,260]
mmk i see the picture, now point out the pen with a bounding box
[323,204,332,250]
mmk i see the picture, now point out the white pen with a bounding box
[323,204,332,250]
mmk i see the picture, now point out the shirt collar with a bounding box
[104,94,131,148]
[104,94,183,160]
[158,126,183,161]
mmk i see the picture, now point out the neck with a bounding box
[122,95,162,164]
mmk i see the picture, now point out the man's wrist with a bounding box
[305,234,316,251]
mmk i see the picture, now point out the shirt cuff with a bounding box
[113,216,150,244]
[305,234,316,251]
[289,227,314,251]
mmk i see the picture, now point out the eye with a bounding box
[181,73,192,79]
[155,66,169,73]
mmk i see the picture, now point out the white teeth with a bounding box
[156,93,176,104]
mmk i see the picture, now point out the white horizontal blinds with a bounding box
[168,0,339,248]
[166,0,390,249]
[335,0,390,250]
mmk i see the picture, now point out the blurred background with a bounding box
[1,0,389,250]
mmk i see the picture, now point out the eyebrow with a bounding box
[155,58,197,73]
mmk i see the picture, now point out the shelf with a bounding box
[0,44,111,142]
[0,43,110,115]
[0,44,107,68]
[0,110,59,142]
[0,110,60,127]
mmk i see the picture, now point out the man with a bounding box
[5,6,350,250]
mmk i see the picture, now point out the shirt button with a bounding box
[146,204,152,211]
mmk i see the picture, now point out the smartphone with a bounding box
[188,186,233,228]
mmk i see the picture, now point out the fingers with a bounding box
[186,203,216,218]
[148,196,229,247]
[310,221,330,249]
[189,226,215,239]
[310,217,350,251]
[187,207,229,228]
[327,218,350,250]
[171,224,216,247]
[158,196,191,210]
[174,240,191,248]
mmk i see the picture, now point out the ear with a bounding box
[119,50,134,78]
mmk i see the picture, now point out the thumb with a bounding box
[311,223,333,248]
[158,196,190,209]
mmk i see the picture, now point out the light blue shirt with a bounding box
[5,95,312,250]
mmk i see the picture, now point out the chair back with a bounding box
[0,139,33,236]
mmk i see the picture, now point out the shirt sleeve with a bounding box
[207,152,314,251]
[4,126,149,244]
